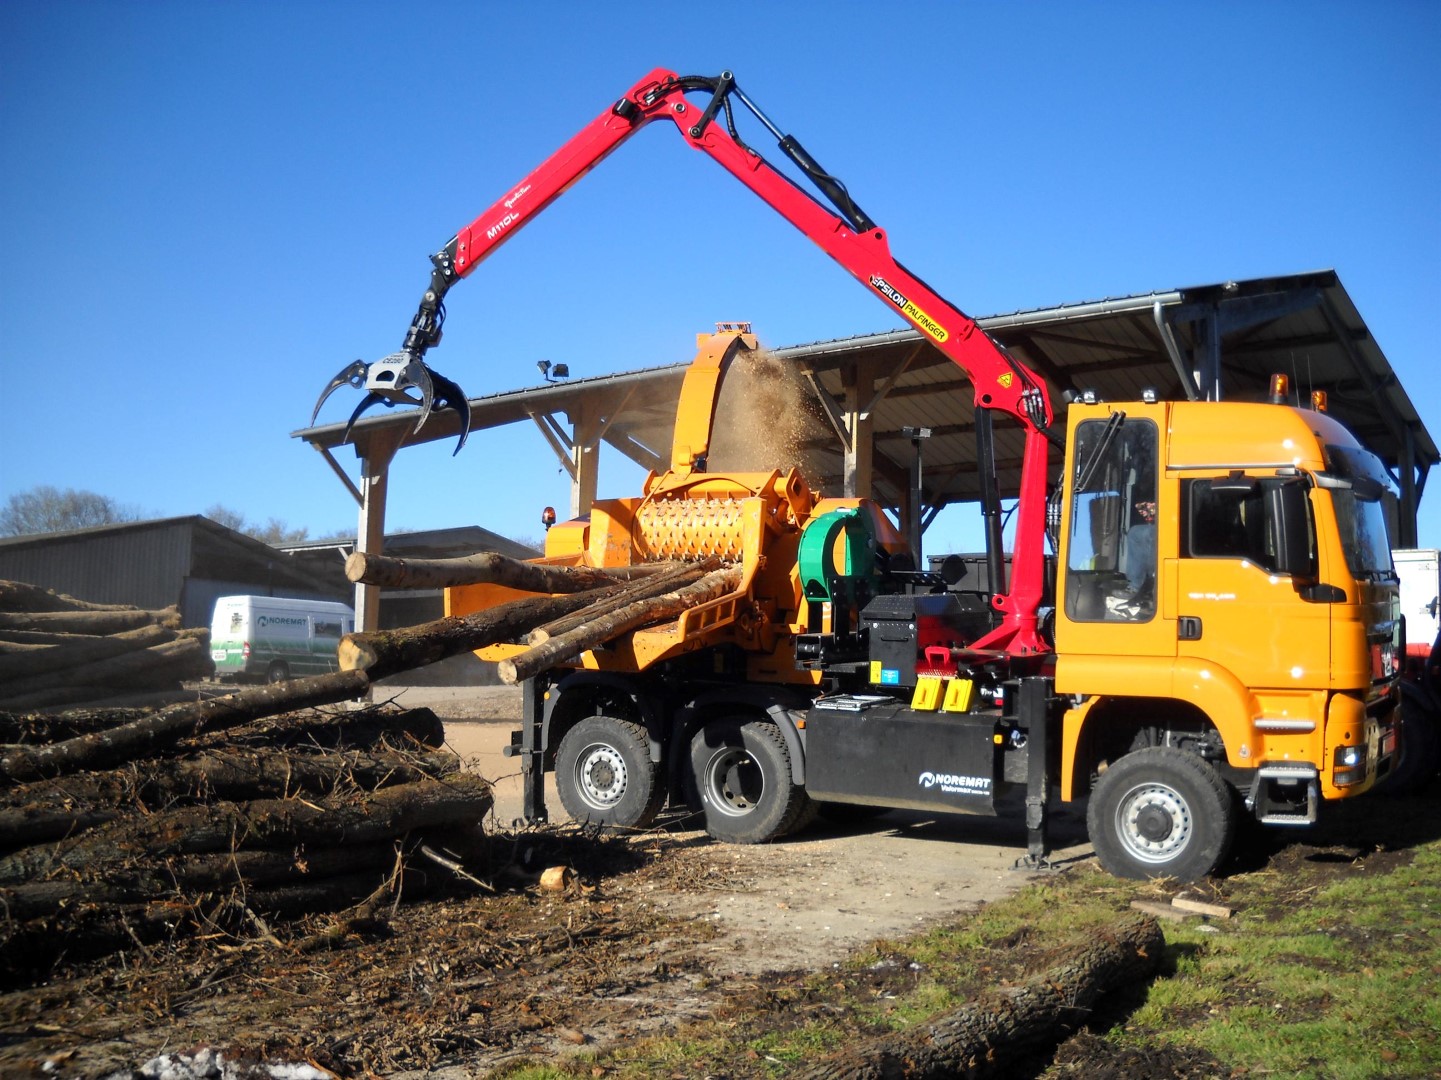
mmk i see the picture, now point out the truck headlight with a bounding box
[1333,743,1367,786]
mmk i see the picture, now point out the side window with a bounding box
[313,619,342,639]
[1184,478,1315,575]
[1186,480,1257,561]
[1064,416,1158,623]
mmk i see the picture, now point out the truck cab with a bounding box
[1054,396,1401,874]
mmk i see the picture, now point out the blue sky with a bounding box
[2,1,1438,553]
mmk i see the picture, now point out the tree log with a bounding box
[0,746,458,850]
[0,640,54,655]
[0,843,402,918]
[2,687,201,715]
[211,704,445,752]
[0,634,211,706]
[0,705,155,745]
[0,629,117,647]
[338,591,609,680]
[796,915,1166,1080]
[0,607,181,635]
[0,772,493,884]
[0,623,177,684]
[498,566,743,685]
[526,558,716,645]
[344,549,675,592]
[0,580,139,613]
[0,669,371,783]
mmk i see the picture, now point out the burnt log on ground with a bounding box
[345,549,677,592]
[796,915,1166,1080]
[0,623,178,684]
[499,565,743,685]
[0,607,181,636]
[0,670,372,783]
[338,591,611,680]
[0,772,493,885]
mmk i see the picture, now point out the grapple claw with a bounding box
[312,350,471,454]
[311,360,369,425]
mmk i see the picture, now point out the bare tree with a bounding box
[204,505,312,546]
[0,487,144,537]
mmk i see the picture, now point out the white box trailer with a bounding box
[209,595,354,683]
[1395,548,1440,660]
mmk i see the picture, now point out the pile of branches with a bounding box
[0,674,490,987]
[0,580,212,713]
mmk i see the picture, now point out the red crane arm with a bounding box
[446,68,1052,435]
[313,69,1052,653]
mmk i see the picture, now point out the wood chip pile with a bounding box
[0,581,212,713]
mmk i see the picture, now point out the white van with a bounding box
[209,595,354,683]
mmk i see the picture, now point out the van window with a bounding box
[313,619,343,639]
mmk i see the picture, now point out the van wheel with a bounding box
[265,661,290,684]
[1087,747,1235,881]
[554,716,664,829]
[691,719,809,844]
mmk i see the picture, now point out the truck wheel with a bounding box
[690,719,809,844]
[1087,747,1236,881]
[265,661,290,684]
[554,716,664,829]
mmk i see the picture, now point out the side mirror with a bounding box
[1266,480,1315,579]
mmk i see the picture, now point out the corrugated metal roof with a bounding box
[292,271,1436,541]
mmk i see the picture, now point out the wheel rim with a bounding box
[572,743,629,810]
[703,746,764,818]
[1114,780,1193,865]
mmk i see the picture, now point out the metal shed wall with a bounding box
[0,521,193,613]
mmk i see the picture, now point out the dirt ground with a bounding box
[0,684,1096,1078]
[398,684,1093,977]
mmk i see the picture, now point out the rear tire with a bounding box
[265,661,290,684]
[554,716,664,829]
[1087,746,1236,881]
[691,719,809,844]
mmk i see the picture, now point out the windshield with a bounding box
[1331,490,1394,578]
[1323,444,1396,579]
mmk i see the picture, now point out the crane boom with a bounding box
[311,68,1055,652]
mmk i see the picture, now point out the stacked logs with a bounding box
[0,550,737,983]
[0,670,487,985]
[0,581,212,713]
[338,550,741,684]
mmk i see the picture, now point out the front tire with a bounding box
[690,719,810,844]
[554,716,664,829]
[1087,746,1236,881]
